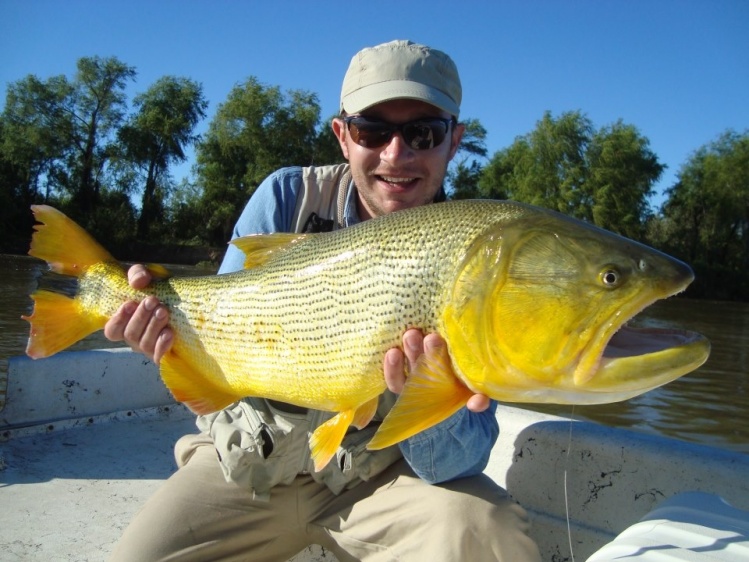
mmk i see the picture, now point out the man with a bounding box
[106,40,541,561]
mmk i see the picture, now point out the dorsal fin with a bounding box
[230,233,310,269]
[144,263,172,280]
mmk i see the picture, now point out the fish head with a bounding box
[443,204,710,405]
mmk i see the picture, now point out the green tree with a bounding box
[653,130,749,299]
[61,57,136,216]
[118,76,207,239]
[447,117,488,199]
[0,117,36,251]
[311,116,346,166]
[479,111,663,238]
[1,56,135,226]
[1,74,73,206]
[194,77,324,245]
[586,120,663,239]
[480,111,591,212]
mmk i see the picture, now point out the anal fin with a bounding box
[309,408,355,473]
[367,342,473,450]
[352,396,379,429]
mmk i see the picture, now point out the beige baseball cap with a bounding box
[340,40,462,117]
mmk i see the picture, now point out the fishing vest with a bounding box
[196,164,402,500]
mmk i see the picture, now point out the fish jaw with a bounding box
[578,326,711,402]
[474,325,710,404]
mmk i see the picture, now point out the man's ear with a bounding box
[448,121,465,161]
[332,118,350,160]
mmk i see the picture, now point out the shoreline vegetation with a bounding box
[3,57,747,301]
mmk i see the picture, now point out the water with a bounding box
[1,254,747,453]
[530,298,749,452]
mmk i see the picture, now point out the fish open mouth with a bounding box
[582,323,711,401]
[603,325,704,358]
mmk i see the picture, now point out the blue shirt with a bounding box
[219,166,499,484]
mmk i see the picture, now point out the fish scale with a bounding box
[158,201,506,409]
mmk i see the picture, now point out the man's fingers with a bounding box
[127,264,153,289]
[402,329,424,371]
[466,394,491,413]
[384,348,406,394]
[103,301,138,342]
[135,301,170,357]
[152,328,174,365]
[422,332,446,354]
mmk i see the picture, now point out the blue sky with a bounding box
[2,0,747,209]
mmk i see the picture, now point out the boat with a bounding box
[2,348,748,561]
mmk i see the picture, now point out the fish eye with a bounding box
[600,268,621,288]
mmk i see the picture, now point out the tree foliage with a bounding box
[477,111,663,239]
[193,77,326,245]
[118,76,207,239]
[2,74,74,207]
[446,117,488,199]
[650,130,749,299]
[1,56,747,299]
[1,56,136,237]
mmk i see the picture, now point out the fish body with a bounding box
[24,201,710,470]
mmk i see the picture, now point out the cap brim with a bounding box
[341,80,460,117]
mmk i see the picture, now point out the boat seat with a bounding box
[587,492,749,561]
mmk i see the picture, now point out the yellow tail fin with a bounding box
[29,205,116,275]
[24,290,108,359]
[23,206,118,359]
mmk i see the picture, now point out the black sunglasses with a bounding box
[343,116,455,150]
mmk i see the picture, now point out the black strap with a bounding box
[301,212,335,233]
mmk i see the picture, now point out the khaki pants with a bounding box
[109,435,541,562]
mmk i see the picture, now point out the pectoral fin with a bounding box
[367,343,473,450]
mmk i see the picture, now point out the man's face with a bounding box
[332,99,465,220]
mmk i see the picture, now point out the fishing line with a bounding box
[564,405,576,562]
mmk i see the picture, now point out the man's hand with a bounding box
[383,329,490,413]
[103,264,173,364]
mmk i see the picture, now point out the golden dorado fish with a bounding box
[24,202,710,471]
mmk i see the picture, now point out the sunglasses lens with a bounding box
[346,118,450,150]
[348,120,393,148]
[402,120,448,150]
